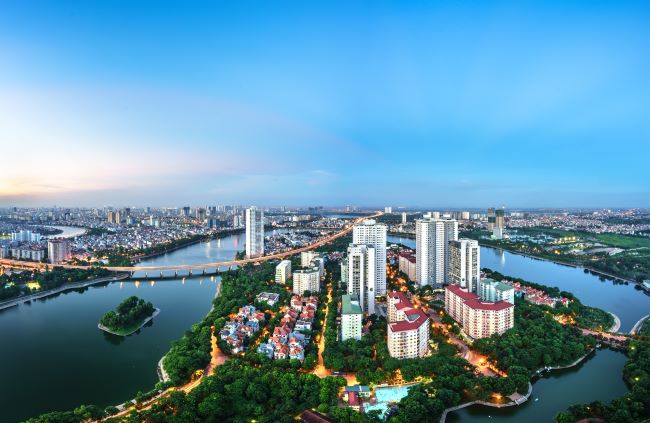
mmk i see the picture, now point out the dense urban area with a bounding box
[0,206,649,423]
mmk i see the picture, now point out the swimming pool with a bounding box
[364,384,417,417]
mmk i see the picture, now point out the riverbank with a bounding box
[131,229,244,262]
[98,308,161,336]
[440,348,596,423]
[0,273,130,312]
[476,243,637,284]
[630,314,650,335]
[609,312,621,333]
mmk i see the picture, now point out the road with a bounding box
[1,212,383,273]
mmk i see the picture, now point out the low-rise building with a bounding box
[341,294,363,341]
[256,292,280,306]
[293,267,320,295]
[477,278,515,304]
[445,284,514,339]
[398,251,417,281]
[387,291,429,359]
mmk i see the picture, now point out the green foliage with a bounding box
[0,266,111,301]
[99,296,155,334]
[124,359,346,423]
[473,300,595,374]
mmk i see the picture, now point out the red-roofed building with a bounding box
[387,291,429,359]
[445,285,514,339]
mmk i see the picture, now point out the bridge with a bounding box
[0,212,383,276]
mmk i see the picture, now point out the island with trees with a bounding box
[98,296,159,336]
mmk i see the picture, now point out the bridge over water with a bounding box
[0,212,382,277]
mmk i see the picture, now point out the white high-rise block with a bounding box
[347,244,376,314]
[245,207,264,258]
[448,239,480,292]
[352,219,387,295]
[416,218,458,287]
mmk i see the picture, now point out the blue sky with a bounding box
[1,1,649,208]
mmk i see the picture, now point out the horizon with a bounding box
[2,1,650,207]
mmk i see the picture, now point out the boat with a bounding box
[534,397,539,402]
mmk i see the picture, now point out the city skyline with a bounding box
[2,1,650,208]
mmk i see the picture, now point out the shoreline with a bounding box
[131,229,244,263]
[157,278,223,382]
[609,312,621,333]
[0,273,130,312]
[439,348,596,423]
[630,314,649,335]
[98,308,161,336]
[477,243,637,284]
[386,231,639,284]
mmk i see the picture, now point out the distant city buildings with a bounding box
[11,230,41,243]
[47,238,70,264]
[401,212,407,224]
[448,239,480,292]
[275,260,292,284]
[245,207,264,258]
[341,294,363,341]
[387,291,429,359]
[415,215,458,287]
[384,206,392,214]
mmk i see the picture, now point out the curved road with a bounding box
[1,212,383,272]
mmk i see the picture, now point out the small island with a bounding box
[98,296,160,336]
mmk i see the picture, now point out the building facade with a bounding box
[341,294,363,341]
[275,260,292,284]
[346,244,376,314]
[387,291,429,359]
[398,251,417,281]
[245,207,264,258]
[477,278,515,304]
[415,216,458,287]
[448,239,480,292]
[47,238,70,264]
[352,219,387,295]
[445,284,514,339]
[293,268,320,295]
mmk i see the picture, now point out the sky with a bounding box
[1,1,649,208]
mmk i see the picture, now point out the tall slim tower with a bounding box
[415,216,458,287]
[347,244,376,314]
[352,219,387,295]
[448,239,480,292]
[245,207,264,258]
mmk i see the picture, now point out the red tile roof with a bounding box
[464,298,513,311]
[389,309,428,332]
[446,284,479,300]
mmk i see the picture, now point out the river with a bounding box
[0,232,245,423]
[0,233,644,422]
[388,234,648,422]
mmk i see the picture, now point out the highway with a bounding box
[0,212,383,273]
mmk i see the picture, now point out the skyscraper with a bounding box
[401,212,407,224]
[493,209,505,239]
[487,208,496,231]
[415,215,458,287]
[107,211,114,224]
[448,239,480,292]
[245,207,264,258]
[352,219,387,295]
[48,238,70,264]
[346,244,376,314]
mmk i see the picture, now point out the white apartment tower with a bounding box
[448,239,480,292]
[415,216,458,287]
[245,207,264,258]
[47,239,70,264]
[347,244,376,314]
[293,268,320,295]
[352,219,387,295]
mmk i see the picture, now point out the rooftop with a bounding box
[342,294,362,315]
